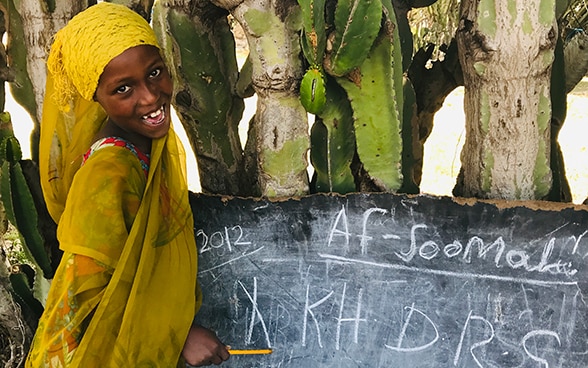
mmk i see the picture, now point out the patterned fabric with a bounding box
[83,137,150,177]
[32,253,109,367]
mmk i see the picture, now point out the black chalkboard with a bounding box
[190,192,588,368]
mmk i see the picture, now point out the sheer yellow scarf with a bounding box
[30,3,201,367]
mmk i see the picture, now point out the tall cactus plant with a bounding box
[299,0,411,193]
[153,0,248,196]
[1,0,90,163]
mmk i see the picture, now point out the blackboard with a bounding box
[189,192,588,368]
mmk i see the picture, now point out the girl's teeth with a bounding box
[142,106,165,125]
[143,108,162,120]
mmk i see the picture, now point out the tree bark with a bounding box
[213,0,309,197]
[455,0,557,200]
[8,0,91,162]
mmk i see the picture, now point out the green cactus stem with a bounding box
[153,1,247,195]
[298,0,327,66]
[335,6,404,192]
[310,77,355,194]
[325,0,382,77]
[0,120,52,279]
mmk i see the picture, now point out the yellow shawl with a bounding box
[27,3,200,367]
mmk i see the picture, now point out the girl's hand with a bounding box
[182,324,230,366]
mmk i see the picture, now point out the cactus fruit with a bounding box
[300,66,327,114]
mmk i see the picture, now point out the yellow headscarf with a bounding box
[31,3,200,367]
[40,2,161,223]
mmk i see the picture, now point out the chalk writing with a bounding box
[197,225,251,255]
[325,206,581,279]
[385,303,439,352]
[191,193,588,367]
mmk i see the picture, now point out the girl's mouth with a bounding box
[142,106,166,126]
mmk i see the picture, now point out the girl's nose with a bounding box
[139,82,159,105]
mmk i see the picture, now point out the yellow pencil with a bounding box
[228,348,273,355]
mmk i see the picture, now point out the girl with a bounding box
[25,3,229,367]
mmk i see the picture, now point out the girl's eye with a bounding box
[149,68,162,78]
[116,85,130,94]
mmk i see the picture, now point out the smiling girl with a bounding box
[25,3,229,367]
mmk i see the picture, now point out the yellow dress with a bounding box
[27,130,201,367]
[27,4,201,366]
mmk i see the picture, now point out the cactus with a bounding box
[310,78,355,193]
[152,0,247,195]
[325,0,382,77]
[2,0,37,123]
[298,0,327,66]
[299,0,408,193]
[0,112,52,279]
[336,31,404,191]
[214,0,310,197]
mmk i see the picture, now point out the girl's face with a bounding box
[94,45,173,149]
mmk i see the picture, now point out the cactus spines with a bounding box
[298,0,327,66]
[325,0,383,77]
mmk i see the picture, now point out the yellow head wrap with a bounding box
[47,2,160,110]
[40,2,162,222]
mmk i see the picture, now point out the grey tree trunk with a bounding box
[212,0,309,197]
[7,0,90,162]
[455,0,557,200]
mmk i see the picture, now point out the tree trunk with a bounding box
[7,0,90,163]
[213,0,309,197]
[455,0,557,200]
